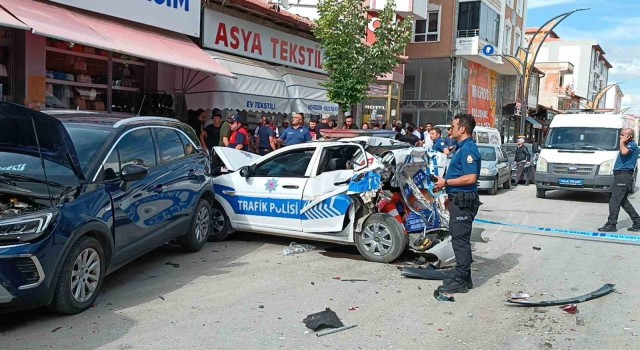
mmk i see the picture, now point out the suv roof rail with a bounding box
[112,116,179,128]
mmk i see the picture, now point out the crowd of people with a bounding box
[186,108,456,155]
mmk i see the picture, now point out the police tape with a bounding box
[474,218,640,244]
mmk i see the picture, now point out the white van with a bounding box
[535,113,638,198]
[435,124,501,145]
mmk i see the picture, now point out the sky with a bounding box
[526,0,640,112]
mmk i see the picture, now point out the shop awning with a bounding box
[1,0,233,78]
[185,51,291,113]
[526,116,543,129]
[277,67,339,115]
[0,5,28,30]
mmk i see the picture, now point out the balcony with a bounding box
[368,0,427,20]
[457,29,480,38]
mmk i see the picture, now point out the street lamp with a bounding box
[499,8,589,136]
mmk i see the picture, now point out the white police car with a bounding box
[208,136,453,264]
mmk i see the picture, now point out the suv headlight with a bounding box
[0,210,55,242]
[598,159,614,175]
[537,157,548,173]
[480,167,492,176]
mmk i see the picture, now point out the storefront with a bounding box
[362,82,402,127]
[0,0,233,116]
[193,7,338,127]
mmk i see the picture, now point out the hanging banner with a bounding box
[468,62,496,127]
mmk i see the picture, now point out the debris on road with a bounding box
[401,266,453,280]
[159,296,166,301]
[433,289,455,302]
[303,308,344,331]
[258,305,265,309]
[560,304,578,314]
[282,242,315,256]
[348,306,359,311]
[533,246,542,251]
[341,279,368,283]
[509,292,531,299]
[316,325,358,337]
[332,277,341,280]
[165,262,180,268]
[506,283,615,307]
[51,327,63,333]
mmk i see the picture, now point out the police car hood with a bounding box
[0,102,85,181]
[213,146,262,171]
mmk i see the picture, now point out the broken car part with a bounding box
[506,283,615,307]
[315,324,358,337]
[401,266,453,280]
[433,288,455,302]
[303,308,344,331]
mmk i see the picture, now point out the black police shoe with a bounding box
[438,278,470,294]
[629,223,640,232]
[597,224,617,232]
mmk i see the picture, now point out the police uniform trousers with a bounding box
[608,172,640,225]
[447,192,481,278]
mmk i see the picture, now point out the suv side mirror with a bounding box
[239,166,251,178]
[121,164,148,182]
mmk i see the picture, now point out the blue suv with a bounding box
[0,102,213,314]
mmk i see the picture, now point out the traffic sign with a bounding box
[482,45,495,56]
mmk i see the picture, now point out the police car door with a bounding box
[225,147,316,232]
[301,145,364,234]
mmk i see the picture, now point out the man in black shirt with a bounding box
[203,112,223,151]
[513,138,531,186]
[316,114,332,137]
[399,125,420,146]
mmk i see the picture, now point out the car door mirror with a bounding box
[120,164,148,182]
[239,166,252,178]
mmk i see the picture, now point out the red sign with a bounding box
[468,62,497,127]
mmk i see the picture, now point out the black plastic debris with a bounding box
[433,289,455,302]
[165,262,180,268]
[402,266,453,281]
[533,246,542,251]
[303,308,345,331]
[341,279,368,283]
[506,283,615,307]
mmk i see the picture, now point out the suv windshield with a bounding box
[544,127,619,151]
[478,146,497,161]
[0,125,112,193]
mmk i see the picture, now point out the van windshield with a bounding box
[544,127,620,151]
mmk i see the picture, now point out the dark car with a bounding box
[0,103,213,314]
[503,143,540,184]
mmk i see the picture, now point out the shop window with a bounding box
[44,38,145,113]
[413,10,440,42]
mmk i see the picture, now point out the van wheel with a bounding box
[208,202,232,242]
[536,188,546,198]
[178,199,211,252]
[355,213,408,263]
[49,236,105,315]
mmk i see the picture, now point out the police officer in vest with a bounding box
[598,128,640,232]
[434,113,481,294]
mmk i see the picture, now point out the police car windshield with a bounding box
[477,146,497,161]
[544,127,619,151]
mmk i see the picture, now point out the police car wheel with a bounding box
[355,213,408,263]
[208,202,232,242]
[178,199,211,252]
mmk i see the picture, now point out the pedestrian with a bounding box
[220,111,231,147]
[315,114,332,138]
[345,116,358,129]
[372,122,381,130]
[278,119,289,137]
[598,128,640,232]
[308,119,318,140]
[362,122,370,130]
[202,111,223,152]
[513,138,531,186]
[256,118,276,156]
[228,115,248,150]
[434,113,481,294]
[399,125,421,146]
[279,113,312,146]
[393,121,405,135]
[429,127,449,155]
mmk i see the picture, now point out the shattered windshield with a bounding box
[544,127,619,151]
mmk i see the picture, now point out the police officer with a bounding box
[434,114,481,294]
[598,128,640,232]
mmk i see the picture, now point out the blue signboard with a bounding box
[482,45,495,56]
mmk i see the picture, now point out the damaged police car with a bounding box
[209,131,455,264]
[0,103,213,314]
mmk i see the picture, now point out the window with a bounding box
[516,0,524,16]
[102,128,157,179]
[414,10,440,42]
[178,131,197,156]
[65,126,113,172]
[478,146,497,161]
[457,1,500,45]
[458,1,481,34]
[513,30,521,54]
[253,149,315,177]
[503,24,512,54]
[316,146,363,175]
[154,128,187,163]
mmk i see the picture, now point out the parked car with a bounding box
[477,144,511,195]
[503,143,540,184]
[208,136,454,265]
[0,103,213,314]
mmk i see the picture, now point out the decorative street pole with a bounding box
[587,83,620,110]
[500,8,588,136]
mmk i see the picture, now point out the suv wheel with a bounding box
[355,213,408,263]
[178,199,211,252]
[208,202,232,242]
[49,236,105,314]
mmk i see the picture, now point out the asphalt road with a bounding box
[1,185,639,349]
